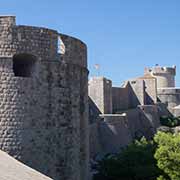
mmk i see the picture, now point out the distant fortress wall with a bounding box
[157,88,180,114]
[89,65,180,159]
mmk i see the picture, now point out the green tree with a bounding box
[157,175,169,180]
[154,131,180,180]
[94,137,161,180]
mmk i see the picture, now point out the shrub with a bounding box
[93,132,180,180]
[160,116,180,127]
[93,137,161,180]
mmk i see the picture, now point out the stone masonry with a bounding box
[89,65,180,161]
[89,77,112,114]
[0,16,89,180]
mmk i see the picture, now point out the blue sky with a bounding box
[1,0,180,86]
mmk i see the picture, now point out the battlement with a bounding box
[145,65,176,76]
[89,76,111,84]
[144,65,176,88]
[157,87,180,94]
[0,16,87,67]
[0,15,16,26]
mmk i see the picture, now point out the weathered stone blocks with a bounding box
[0,16,89,180]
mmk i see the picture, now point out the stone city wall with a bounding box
[89,105,160,157]
[112,86,129,112]
[157,88,180,114]
[0,16,89,180]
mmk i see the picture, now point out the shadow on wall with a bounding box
[137,106,160,139]
[112,82,142,113]
[156,101,174,117]
[89,97,101,124]
[124,106,160,140]
[98,118,132,155]
[144,91,155,105]
[89,105,160,158]
[127,82,141,109]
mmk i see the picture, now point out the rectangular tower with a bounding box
[89,77,112,114]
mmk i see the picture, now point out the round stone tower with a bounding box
[144,65,176,88]
[0,16,89,180]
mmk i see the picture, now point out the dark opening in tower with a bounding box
[13,53,36,77]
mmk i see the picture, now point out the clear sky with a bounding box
[1,0,180,86]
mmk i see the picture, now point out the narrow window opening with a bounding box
[131,81,136,84]
[13,53,36,77]
[57,36,65,55]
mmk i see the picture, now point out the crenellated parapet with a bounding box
[60,34,87,68]
[145,66,176,76]
[144,65,176,88]
[0,16,88,69]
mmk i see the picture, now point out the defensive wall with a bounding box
[1,15,179,180]
[0,16,89,180]
[89,65,180,160]
[157,88,180,115]
[89,73,161,159]
[89,75,157,114]
[90,105,160,158]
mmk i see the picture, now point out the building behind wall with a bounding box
[0,16,89,180]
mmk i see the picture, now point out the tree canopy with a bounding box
[93,132,180,180]
[93,137,161,180]
[154,132,180,180]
